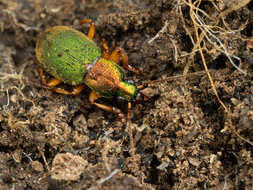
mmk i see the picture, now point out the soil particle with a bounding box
[51,152,88,181]
[31,160,44,172]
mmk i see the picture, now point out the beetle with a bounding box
[36,19,145,122]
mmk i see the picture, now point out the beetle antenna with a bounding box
[137,69,218,90]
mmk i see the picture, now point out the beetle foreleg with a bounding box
[89,91,126,123]
[109,48,140,75]
[80,19,95,39]
[101,38,110,59]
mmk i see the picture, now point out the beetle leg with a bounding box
[47,78,62,87]
[101,38,110,59]
[40,67,62,86]
[80,19,95,39]
[109,48,140,75]
[40,67,85,95]
[52,85,85,96]
[40,67,52,86]
[89,91,126,123]
[127,102,131,122]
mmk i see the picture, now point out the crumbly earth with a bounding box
[0,0,253,189]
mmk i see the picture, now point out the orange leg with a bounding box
[127,102,131,122]
[53,84,85,96]
[89,91,126,123]
[40,68,85,96]
[109,48,140,75]
[101,38,110,59]
[80,19,95,39]
[40,67,62,87]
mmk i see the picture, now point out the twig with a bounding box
[193,12,247,75]
[219,0,251,19]
[39,149,49,171]
[3,89,9,108]
[148,20,169,44]
[23,152,33,162]
[188,0,253,146]
[87,169,119,190]
[168,36,178,63]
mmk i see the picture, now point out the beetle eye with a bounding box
[127,80,134,85]
[117,96,125,101]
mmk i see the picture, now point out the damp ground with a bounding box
[0,0,253,189]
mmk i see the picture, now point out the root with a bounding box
[186,0,253,146]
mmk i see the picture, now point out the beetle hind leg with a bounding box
[40,67,62,86]
[89,91,126,123]
[39,67,85,96]
[53,85,85,96]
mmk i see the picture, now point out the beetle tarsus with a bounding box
[112,107,126,123]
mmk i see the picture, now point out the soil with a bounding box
[0,0,253,189]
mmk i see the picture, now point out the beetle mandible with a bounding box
[36,19,146,122]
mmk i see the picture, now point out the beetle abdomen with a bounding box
[36,26,101,85]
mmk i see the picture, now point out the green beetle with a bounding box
[36,19,141,122]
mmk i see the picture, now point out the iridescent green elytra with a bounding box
[36,26,136,101]
[36,26,100,85]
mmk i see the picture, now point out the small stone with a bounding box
[188,157,201,167]
[51,153,88,181]
[73,114,88,132]
[231,98,240,106]
[157,162,169,171]
[247,37,253,49]
[12,149,23,163]
[140,87,157,98]
[31,161,44,172]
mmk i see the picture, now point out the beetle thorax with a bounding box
[84,58,136,101]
